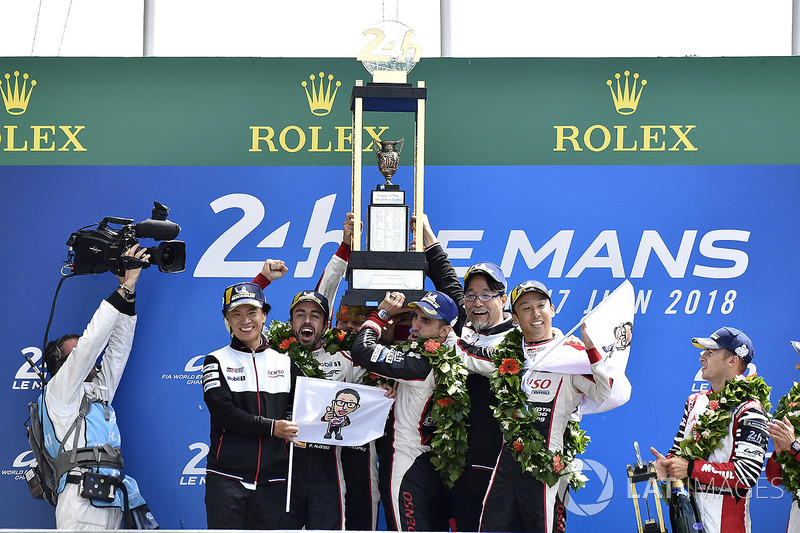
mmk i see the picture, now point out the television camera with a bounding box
[66,201,186,275]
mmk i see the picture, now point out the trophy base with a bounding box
[343,251,427,306]
[642,521,662,533]
[341,289,428,308]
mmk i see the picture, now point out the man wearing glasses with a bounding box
[411,214,515,532]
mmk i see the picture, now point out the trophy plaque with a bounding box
[368,139,406,252]
[343,27,427,307]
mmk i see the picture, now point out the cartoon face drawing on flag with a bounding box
[293,377,394,447]
[602,321,633,358]
[321,388,361,440]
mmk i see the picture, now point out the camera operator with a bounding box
[40,244,153,530]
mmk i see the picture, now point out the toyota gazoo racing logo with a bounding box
[161,355,204,385]
[567,458,614,516]
[5,450,36,480]
[12,346,45,391]
[179,442,208,486]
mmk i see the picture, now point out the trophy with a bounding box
[342,22,427,307]
[368,139,406,252]
[627,442,666,533]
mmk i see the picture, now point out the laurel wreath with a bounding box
[411,337,472,489]
[320,327,355,354]
[770,382,800,503]
[677,374,771,460]
[265,320,325,379]
[381,337,468,488]
[489,328,590,490]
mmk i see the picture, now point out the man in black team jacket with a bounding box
[202,282,303,529]
[412,214,514,532]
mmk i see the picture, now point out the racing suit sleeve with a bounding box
[45,292,137,438]
[202,354,277,437]
[251,274,272,290]
[425,243,467,335]
[340,350,368,383]
[763,444,800,486]
[571,346,613,405]
[688,403,769,490]
[314,242,350,308]
[765,454,784,486]
[350,313,433,382]
[667,396,695,457]
[455,338,498,377]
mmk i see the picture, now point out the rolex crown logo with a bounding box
[301,72,341,117]
[1,71,37,115]
[606,70,646,116]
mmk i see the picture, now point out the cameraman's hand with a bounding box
[116,244,150,293]
[260,259,288,282]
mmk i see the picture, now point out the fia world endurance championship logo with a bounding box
[567,458,614,516]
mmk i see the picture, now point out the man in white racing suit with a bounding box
[350,290,460,532]
[459,280,612,533]
[651,327,768,533]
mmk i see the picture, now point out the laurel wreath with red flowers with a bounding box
[677,373,771,460]
[320,327,355,354]
[770,381,800,502]
[322,328,386,387]
[490,327,590,490]
[265,320,325,379]
[386,337,469,488]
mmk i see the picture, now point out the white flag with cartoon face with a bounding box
[292,377,394,447]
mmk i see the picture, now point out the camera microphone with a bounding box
[133,219,181,241]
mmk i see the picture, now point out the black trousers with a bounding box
[205,473,290,530]
[479,448,568,533]
[450,466,493,532]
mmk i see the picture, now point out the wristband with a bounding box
[790,439,800,456]
[118,283,136,301]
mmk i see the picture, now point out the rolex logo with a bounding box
[1,71,36,115]
[606,70,646,116]
[301,72,341,117]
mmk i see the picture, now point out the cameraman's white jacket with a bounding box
[43,292,141,529]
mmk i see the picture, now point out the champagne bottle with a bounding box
[669,479,703,532]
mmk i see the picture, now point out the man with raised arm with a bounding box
[351,290,459,532]
[410,213,515,531]
[41,245,154,530]
[460,280,611,533]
